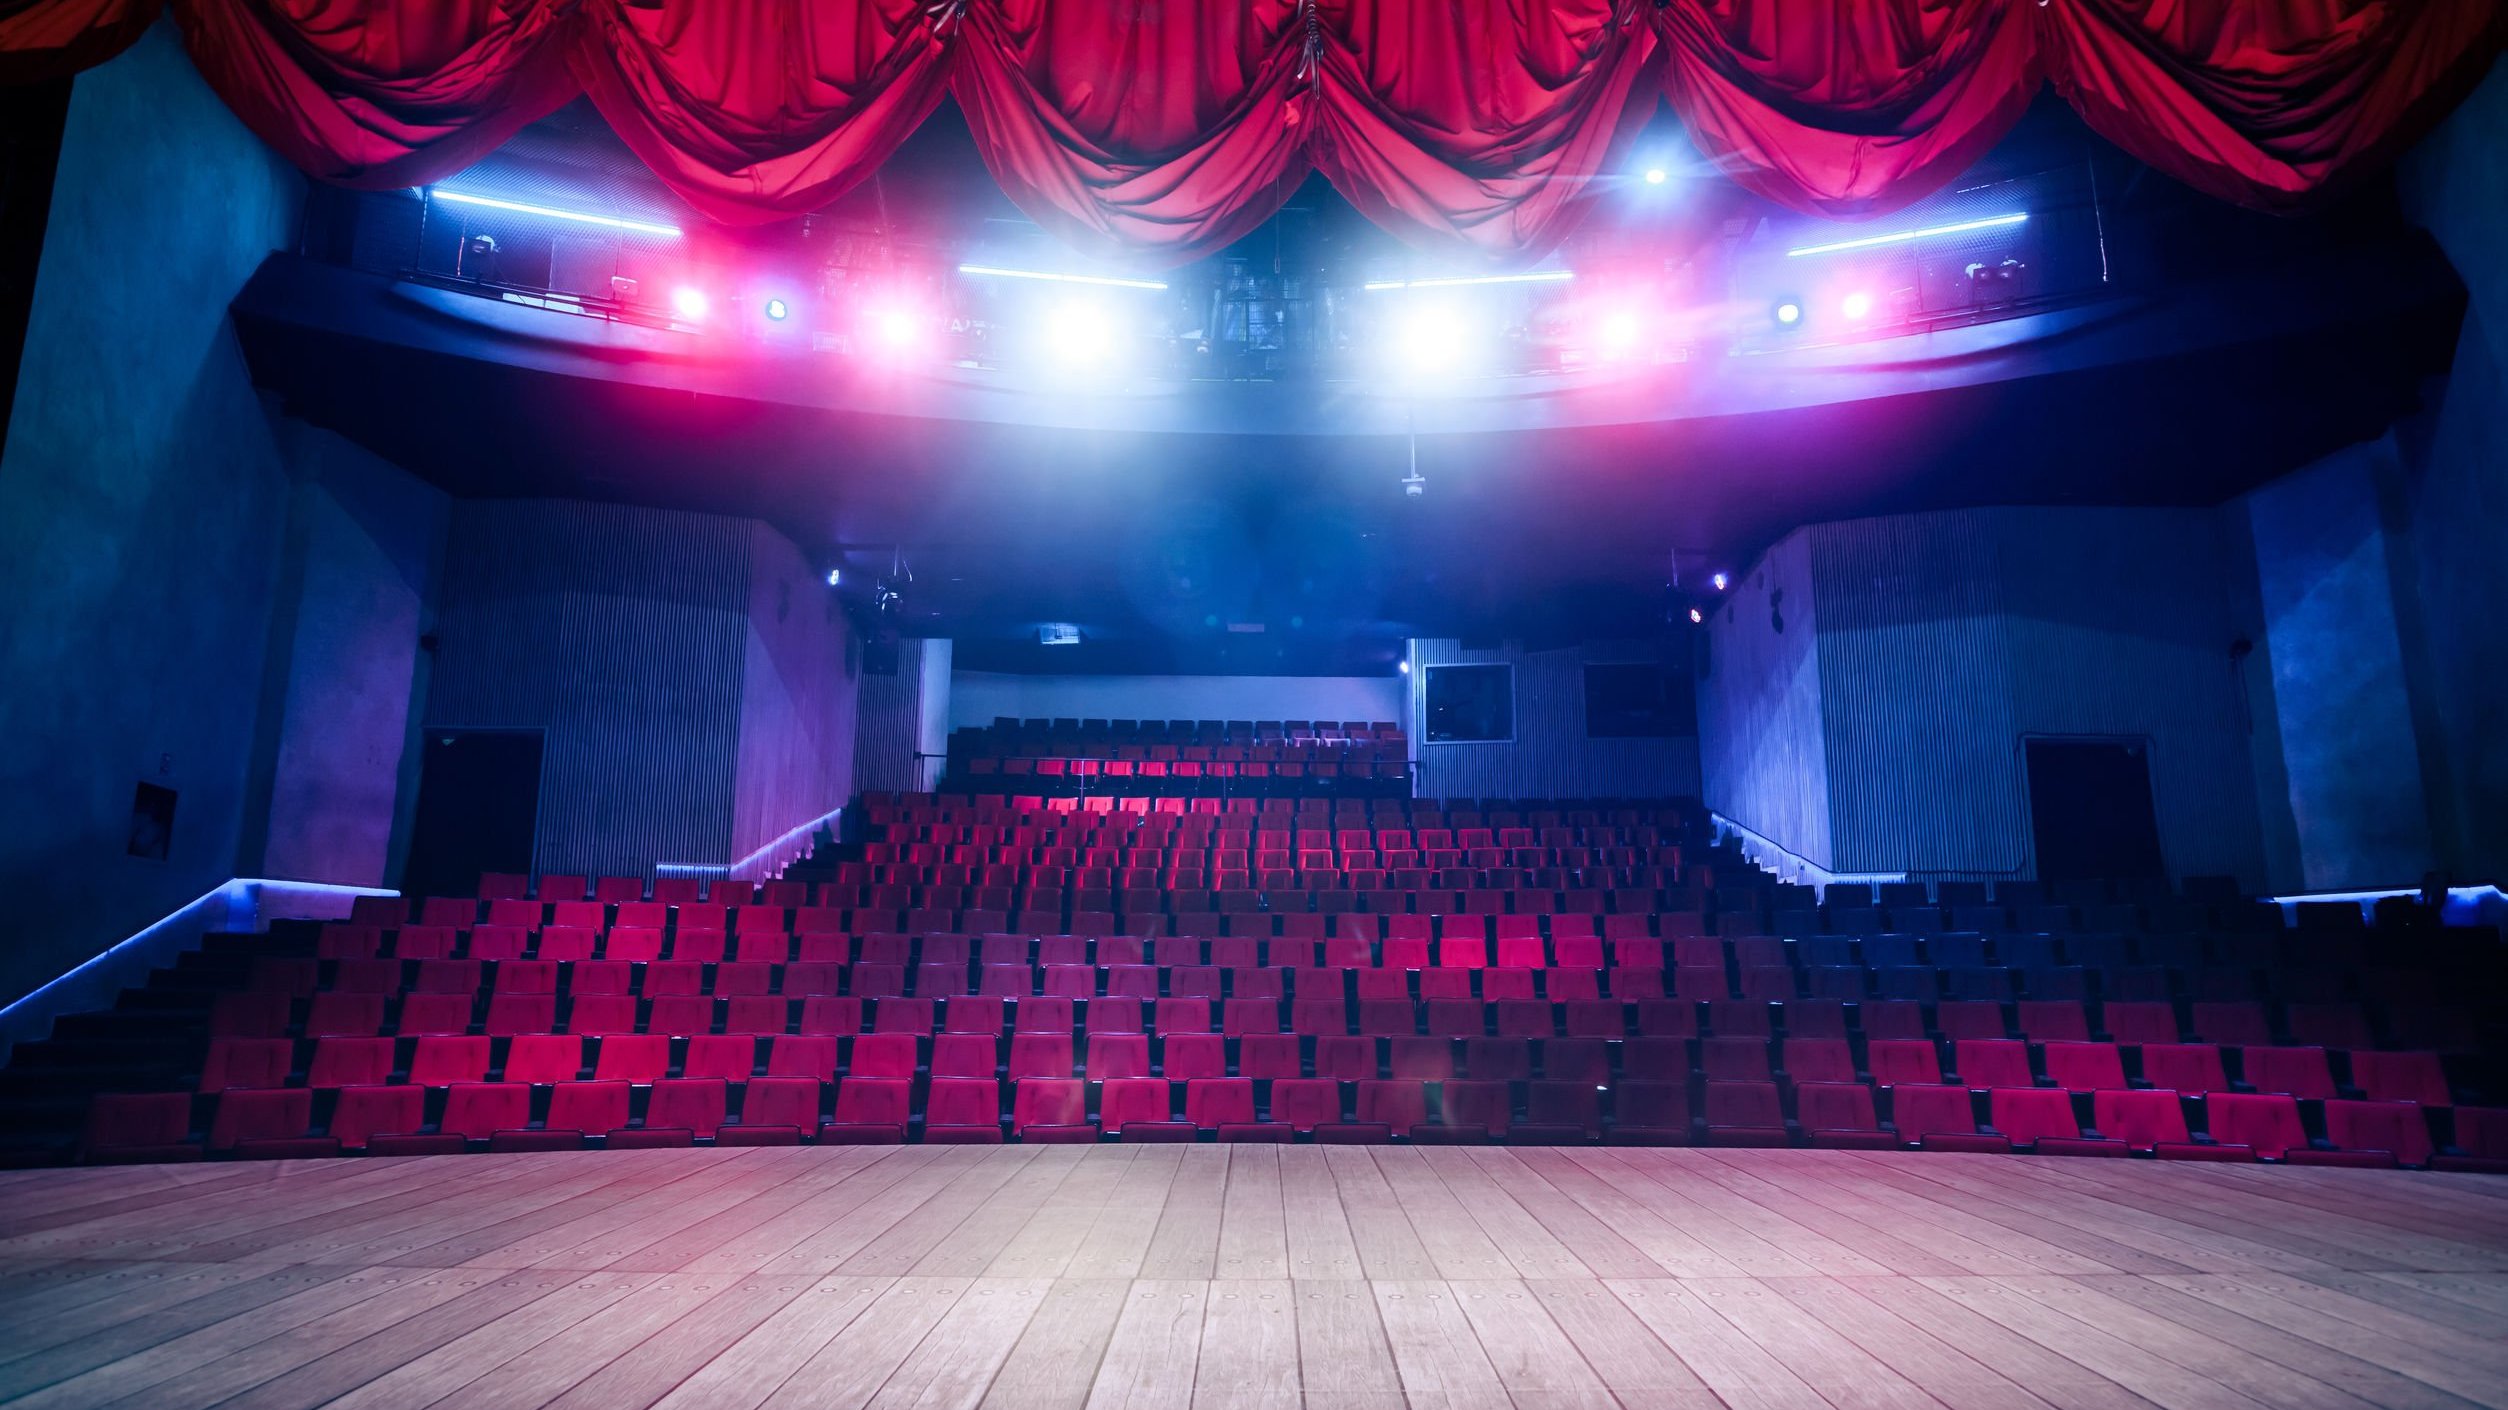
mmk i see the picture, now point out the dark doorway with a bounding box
[403,730,543,897]
[2025,737,2166,885]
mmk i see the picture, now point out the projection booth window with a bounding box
[1424,664,1515,743]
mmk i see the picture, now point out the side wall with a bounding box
[949,673,1406,730]
[857,640,954,795]
[729,522,857,871]
[0,22,303,1007]
[2398,55,2508,883]
[424,500,752,879]
[1701,507,2270,887]
[1697,533,1831,866]
[1407,640,1703,800]
[246,423,449,886]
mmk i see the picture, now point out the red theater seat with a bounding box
[2349,1050,2451,1107]
[2307,1099,2433,1168]
[197,1037,293,1094]
[2205,1092,2307,1161]
[442,1083,530,1142]
[1098,1078,1171,1133]
[2093,1089,2190,1151]
[328,1085,424,1151]
[1795,1083,1893,1149]
[1891,1085,2007,1153]
[549,1081,631,1139]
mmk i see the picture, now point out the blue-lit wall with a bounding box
[2398,55,2508,884]
[0,22,303,1008]
[425,499,856,880]
[1405,640,1702,801]
[1701,507,2271,887]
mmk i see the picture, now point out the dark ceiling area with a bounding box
[239,96,2469,674]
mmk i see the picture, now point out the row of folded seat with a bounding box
[189,1030,2473,1109]
[236,951,2474,1052]
[85,1077,2508,1170]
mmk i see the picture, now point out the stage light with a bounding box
[1398,660,1410,674]
[958,264,1167,290]
[1786,212,2026,258]
[1364,270,1571,292]
[1840,291,1874,320]
[1773,299,1803,327]
[867,306,919,352]
[1644,167,1668,185]
[670,286,709,320]
[1393,305,1469,375]
[763,298,790,322]
[429,189,682,238]
[1598,309,1642,356]
[825,568,841,587]
[1689,607,1705,624]
[1052,299,1122,366]
[1712,572,1729,592]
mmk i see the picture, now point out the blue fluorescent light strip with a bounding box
[1785,212,2026,258]
[1363,270,1574,291]
[430,189,682,238]
[957,265,1167,290]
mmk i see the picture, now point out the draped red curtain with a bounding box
[3,0,2498,256]
[1308,0,1662,265]
[171,0,578,188]
[2039,0,2505,212]
[952,0,1309,265]
[0,0,156,83]
[571,0,950,226]
[1652,0,2042,219]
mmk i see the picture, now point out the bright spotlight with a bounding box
[1394,305,1469,376]
[763,298,790,322]
[1841,291,1874,320]
[1398,660,1411,674]
[864,306,918,354]
[1712,572,1729,592]
[1688,607,1705,624]
[670,286,709,320]
[1598,310,1642,356]
[1773,299,1803,327]
[825,568,842,587]
[1644,167,1668,185]
[1053,299,1121,365]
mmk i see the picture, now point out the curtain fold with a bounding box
[172,0,579,188]
[1306,0,1662,266]
[2039,0,2505,212]
[569,0,949,226]
[10,0,2498,255]
[1652,0,2041,219]
[951,0,1309,265]
[0,0,157,83]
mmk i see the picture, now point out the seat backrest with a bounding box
[2205,1092,2305,1159]
[1794,1082,1877,1133]
[2041,1041,2126,1092]
[2092,1089,2188,1150]
[1889,1085,1977,1139]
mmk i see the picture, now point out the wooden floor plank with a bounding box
[1084,1278,1208,1410]
[0,1147,2495,1410]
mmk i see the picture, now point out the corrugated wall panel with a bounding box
[1697,532,1832,865]
[852,637,932,796]
[426,500,749,878]
[1408,639,1702,800]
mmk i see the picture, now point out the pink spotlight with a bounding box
[863,305,920,355]
[670,286,710,321]
[1598,309,1642,356]
[1840,290,1874,321]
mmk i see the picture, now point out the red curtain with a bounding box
[952,0,1308,264]
[171,0,578,188]
[0,0,156,83]
[2041,0,2506,212]
[1308,0,1662,265]
[570,0,949,226]
[6,0,2498,256]
[1653,0,2042,219]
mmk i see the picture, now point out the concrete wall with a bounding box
[1406,640,1703,801]
[2398,55,2508,883]
[2238,437,2436,890]
[245,424,449,886]
[949,672,1405,730]
[0,21,302,1008]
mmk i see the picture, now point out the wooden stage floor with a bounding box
[0,1145,2501,1410]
